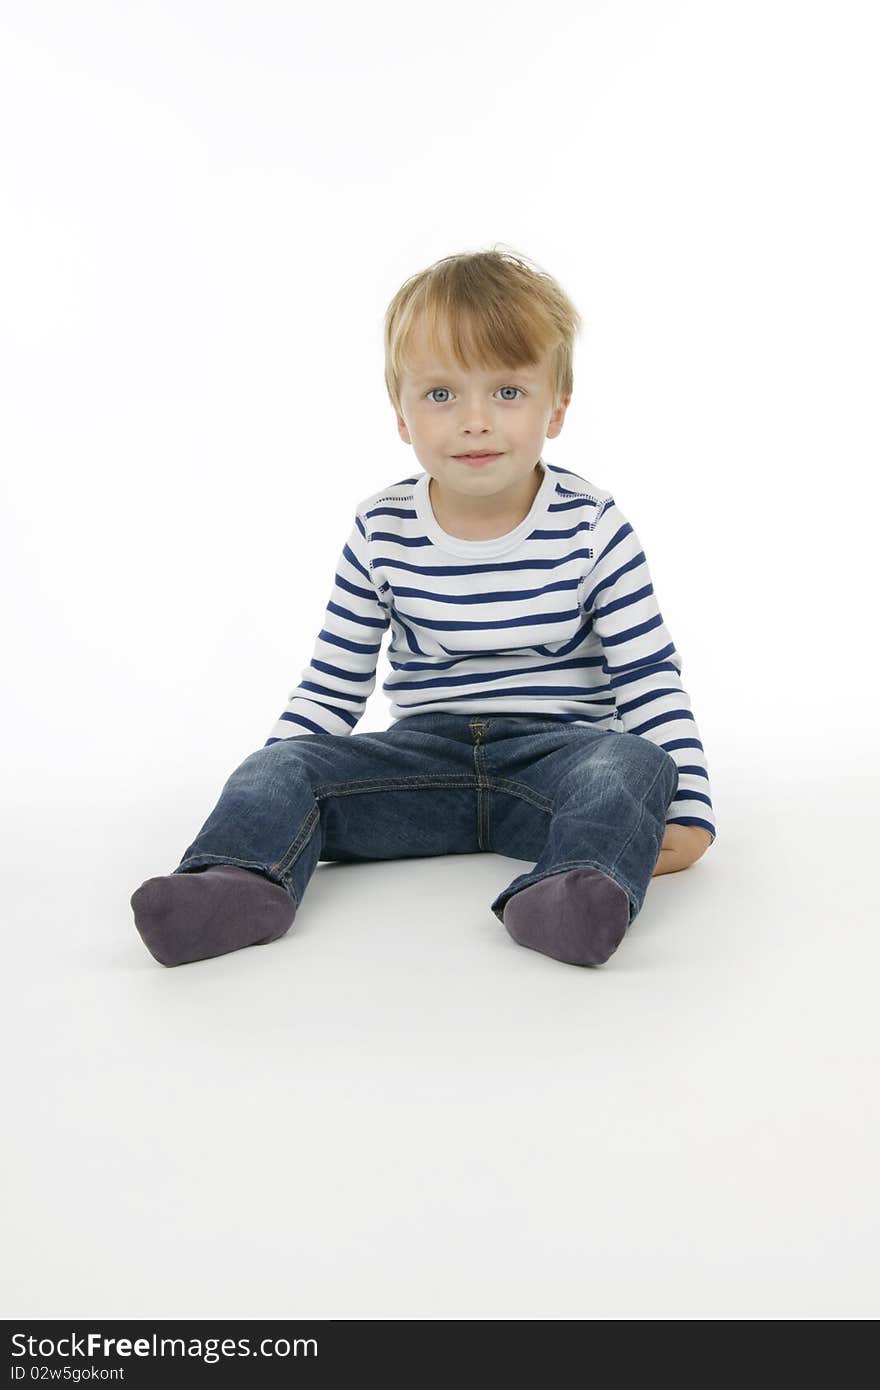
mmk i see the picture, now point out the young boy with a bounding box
[131,248,716,970]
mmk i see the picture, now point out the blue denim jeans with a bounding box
[172,714,679,927]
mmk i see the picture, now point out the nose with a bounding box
[459,420,493,440]
[455,396,495,436]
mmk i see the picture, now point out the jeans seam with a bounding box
[487,765,492,849]
[607,757,671,881]
[313,775,477,796]
[272,803,321,883]
[312,774,553,814]
[470,719,490,850]
[492,777,554,815]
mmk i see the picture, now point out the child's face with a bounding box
[395,318,569,506]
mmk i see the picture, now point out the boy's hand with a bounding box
[662,824,713,858]
[652,824,713,876]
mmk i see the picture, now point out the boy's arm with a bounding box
[582,494,717,850]
[264,508,390,744]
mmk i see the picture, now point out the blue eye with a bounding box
[426,386,524,403]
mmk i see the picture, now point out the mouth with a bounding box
[454,451,503,461]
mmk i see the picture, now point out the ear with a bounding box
[396,412,413,445]
[546,396,571,440]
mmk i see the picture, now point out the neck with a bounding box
[429,463,543,539]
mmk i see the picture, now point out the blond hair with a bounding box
[383,244,584,418]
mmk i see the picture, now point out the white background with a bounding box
[1,0,877,1319]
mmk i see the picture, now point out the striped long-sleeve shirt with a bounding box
[265,457,716,841]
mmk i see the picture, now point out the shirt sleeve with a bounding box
[581,495,717,843]
[263,508,390,744]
